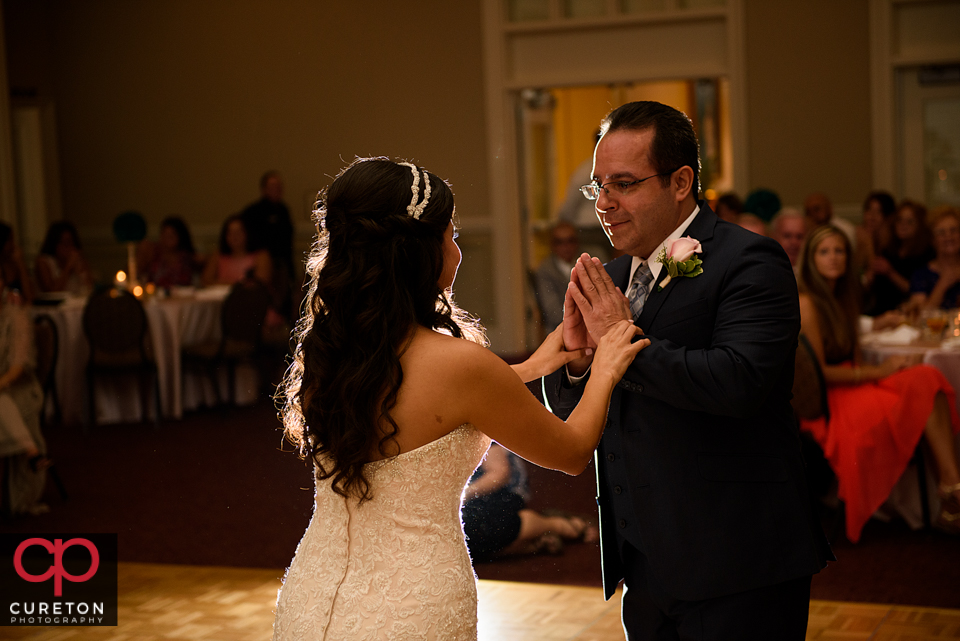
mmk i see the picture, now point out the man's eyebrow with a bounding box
[594,172,638,182]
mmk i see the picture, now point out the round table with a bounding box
[32,290,258,426]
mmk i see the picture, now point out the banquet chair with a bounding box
[793,334,836,505]
[182,280,271,406]
[33,314,62,429]
[82,288,161,427]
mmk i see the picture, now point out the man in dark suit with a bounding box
[545,101,832,640]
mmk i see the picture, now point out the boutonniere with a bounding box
[655,236,703,291]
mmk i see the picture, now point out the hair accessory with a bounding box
[399,162,431,220]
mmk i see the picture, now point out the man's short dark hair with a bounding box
[600,101,701,196]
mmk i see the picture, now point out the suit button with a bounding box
[614,486,623,495]
[607,453,616,462]
[637,384,643,393]
[618,519,627,528]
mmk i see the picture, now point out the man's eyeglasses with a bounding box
[579,169,678,201]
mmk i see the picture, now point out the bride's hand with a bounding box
[591,321,649,384]
[511,324,590,383]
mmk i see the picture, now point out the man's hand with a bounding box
[568,254,631,344]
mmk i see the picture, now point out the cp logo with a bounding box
[13,538,100,596]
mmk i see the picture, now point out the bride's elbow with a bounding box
[557,450,593,476]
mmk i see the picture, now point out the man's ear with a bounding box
[673,166,695,202]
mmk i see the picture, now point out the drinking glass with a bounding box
[922,308,948,341]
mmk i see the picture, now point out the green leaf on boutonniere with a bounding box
[655,241,704,291]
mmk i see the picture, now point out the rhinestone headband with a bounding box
[398,162,431,220]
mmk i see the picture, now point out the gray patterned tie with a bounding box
[626,262,655,320]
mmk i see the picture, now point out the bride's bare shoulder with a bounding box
[407,328,505,374]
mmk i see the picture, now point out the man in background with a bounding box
[241,170,294,279]
[241,170,295,320]
[804,192,856,248]
[772,208,807,269]
[533,221,579,329]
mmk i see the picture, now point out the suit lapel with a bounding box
[605,254,633,291]
[636,203,718,329]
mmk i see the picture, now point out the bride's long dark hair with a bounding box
[280,158,485,503]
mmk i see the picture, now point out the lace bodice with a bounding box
[274,424,491,640]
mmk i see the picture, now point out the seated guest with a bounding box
[533,222,579,328]
[804,192,856,249]
[0,270,49,515]
[714,192,742,223]
[202,215,272,287]
[35,221,93,294]
[770,208,806,268]
[0,223,36,304]
[909,205,960,310]
[867,200,933,315]
[461,443,597,561]
[798,225,960,541]
[736,212,767,236]
[855,191,896,282]
[143,217,201,288]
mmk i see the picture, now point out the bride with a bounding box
[272,158,646,640]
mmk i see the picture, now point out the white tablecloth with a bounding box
[32,292,258,425]
[861,337,960,528]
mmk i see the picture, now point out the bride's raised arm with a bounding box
[459,321,647,475]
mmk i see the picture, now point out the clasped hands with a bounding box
[519,253,639,382]
[562,253,634,375]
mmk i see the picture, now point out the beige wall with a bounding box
[4,0,887,339]
[743,0,873,212]
[3,0,489,289]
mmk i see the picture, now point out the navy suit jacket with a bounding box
[543,204,831,601]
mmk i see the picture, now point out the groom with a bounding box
[543,101,832,640]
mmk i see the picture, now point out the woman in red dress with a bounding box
[798,224,960,541]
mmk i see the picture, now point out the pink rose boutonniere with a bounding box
[655,236,703,291]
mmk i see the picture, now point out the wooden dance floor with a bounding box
[5,563,960,640]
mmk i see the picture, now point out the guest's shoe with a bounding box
[935,483,960,535]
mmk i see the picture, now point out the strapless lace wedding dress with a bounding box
[273,424,491,640]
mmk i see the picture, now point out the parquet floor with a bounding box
[4,563,959,640]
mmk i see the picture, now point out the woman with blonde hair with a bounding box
[798,225,960,541]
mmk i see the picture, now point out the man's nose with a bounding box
[596,190,616,215]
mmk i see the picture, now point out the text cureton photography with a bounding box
[1,533,117,627]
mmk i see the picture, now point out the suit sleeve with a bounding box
[535,367,586,421]
[623,237,799,419]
